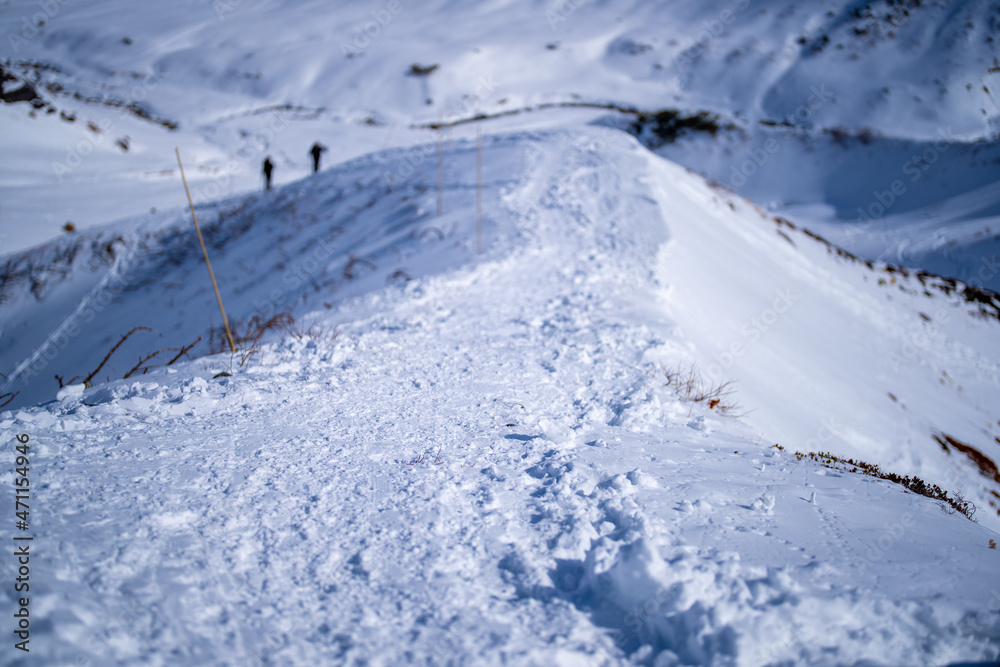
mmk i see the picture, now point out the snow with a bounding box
[0,127,998,664]
[2,0,998,253]
[1,1,1000,665]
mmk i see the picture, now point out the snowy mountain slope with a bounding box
[3,0,999,254]
[1,128,999,665]
[2,0,1000,663]
[5,126,999,536]
[0,135,501,410]
[638,114,1000,293]
[646,153,1000,531]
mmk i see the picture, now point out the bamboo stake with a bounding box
[175,148,236,353]
[381,125,395,150]
[476,125,483,254]
[437,110,444,216]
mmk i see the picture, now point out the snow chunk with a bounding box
[83,385,128,406]
[538,417,575,445]
[751,494,776,515]
[626,469,659,489]
[56,384,86,401]
[181,377,209,394]
[154,511,198,531]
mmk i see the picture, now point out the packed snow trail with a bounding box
[1,130,999,665]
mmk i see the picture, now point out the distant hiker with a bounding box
[262,157,274,191]
[309,142,327,173]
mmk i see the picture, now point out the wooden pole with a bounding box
[437,110,444,216]
[476,125,483,254]
[175,148,236,353]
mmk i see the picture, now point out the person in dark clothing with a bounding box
[309,142,327,173]
[262,157,274,191]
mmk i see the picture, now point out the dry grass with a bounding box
[237,312,297,346]
[408,63,439,76]
[56,325,156,388]
[54,328,205,389]
[387,269,412,285]
[123,336,203,379]
[343,255,376,281]
[208,312,292,355]
[209,312,340,374]
[659,363,741,415]
[781,446,976,520]
[933,432,1000,485]
[0,373,15,408]
[417,227,444,241]
[123,349,167,379]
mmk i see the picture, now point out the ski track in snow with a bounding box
[1,131,998,665]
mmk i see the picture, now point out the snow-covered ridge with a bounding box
[1,126,999,665]
[3,127,1000,525]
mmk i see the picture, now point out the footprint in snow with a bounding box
[751,494,776,514]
